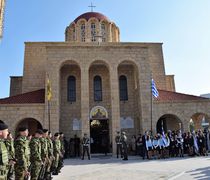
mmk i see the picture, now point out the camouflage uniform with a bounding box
[4,139,15,180]
[14,136,30,180]
[29,137,42,180]
[58,137,64,170]
[52,138,61,174]
[40,137,49,179]
[46,137,54,178]
[0,139,8,180]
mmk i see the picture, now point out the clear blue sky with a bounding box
[0,0,210,98]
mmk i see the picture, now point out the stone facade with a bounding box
[0,12,210,154]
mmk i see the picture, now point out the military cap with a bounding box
[36,129,44,134]
[116,131,120,134]
[122,131,126,135]
[18,127,28,132]
[42,129,48,133]
[0,123,8,130]
[54,132,59,137]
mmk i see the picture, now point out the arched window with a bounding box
[91,23,96,42]
[119,75,128,101]
[67,76,76,102]
[94,76,102,101]
[101,23,106,42]
[81,23,85,42]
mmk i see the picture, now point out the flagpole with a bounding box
[151,81,153,134]
[48,99,51,131]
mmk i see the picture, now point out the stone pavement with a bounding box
[53,155,210,180]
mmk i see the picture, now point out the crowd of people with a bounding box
[1,120,209,179]
[128,129,209,160]
[0,123,65,180]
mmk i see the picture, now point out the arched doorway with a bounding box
[191,113,210,131]
[90,106,109,154]
[16,118,42,136]
[156,114,182,133]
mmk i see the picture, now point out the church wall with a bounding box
[0,104,45,135]
[89,65,111,138]
[60,65,81,139]
[153,100,210,132]
[166,75,176,92]
[148,44,167,90]
[118,65,138,141]
[22,43,46,93]
[45,43,150,150]
[10,76,22,96]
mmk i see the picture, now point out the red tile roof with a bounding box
[74,12,110,23]
[156,89,208,102]
[0,89,45,104]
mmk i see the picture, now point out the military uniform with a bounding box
[4,138,15,180]
[52,133,61,175]
[115,132,123,158]
[0,139,8,180]
[46,136,54,177]
[82,134,90,160]
[121,132,128,160]
[30,136,42,180]
[40,136,49,179]
[14,136,30,180]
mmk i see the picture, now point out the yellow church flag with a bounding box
[47,76,52,101]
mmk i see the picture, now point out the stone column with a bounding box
[108,23,112,42]
[110,65,120,155]
[80,66,90,137]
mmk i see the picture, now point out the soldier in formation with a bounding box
[0,123,9,180]
[14,127,30,180]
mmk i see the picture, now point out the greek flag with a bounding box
[151,79,159,98]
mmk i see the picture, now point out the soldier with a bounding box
[29,129,43,180]
[58,132,64,171]
[14,127,30,180]
[52,133,61,175]
[121,131,128,160]
[82,133,90,160]
[0,123,9,180]
[5,132,15,180]
[40,129,50,179]
[45,130,54,180]
[115,131,123,158]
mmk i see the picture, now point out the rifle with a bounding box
[24,164,32,180]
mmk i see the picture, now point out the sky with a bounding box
[0,0,210,98]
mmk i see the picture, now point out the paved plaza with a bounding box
[53,155,210,180]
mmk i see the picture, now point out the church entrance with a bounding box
[89,106,110,154]
[90,119,109,154]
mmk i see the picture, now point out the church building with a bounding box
[0,11,210,154]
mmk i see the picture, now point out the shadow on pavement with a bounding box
[186,166,210,180]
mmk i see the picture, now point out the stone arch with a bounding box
[156,114,182,133]
[15,118,43,136]
[89,60,111,153]
[88,60,111,72]
[117,60,140,136]
[191,112,210,131]
[59,60,81,138]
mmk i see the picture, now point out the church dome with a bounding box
[74,12,110,23]
[65,12,120,43]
